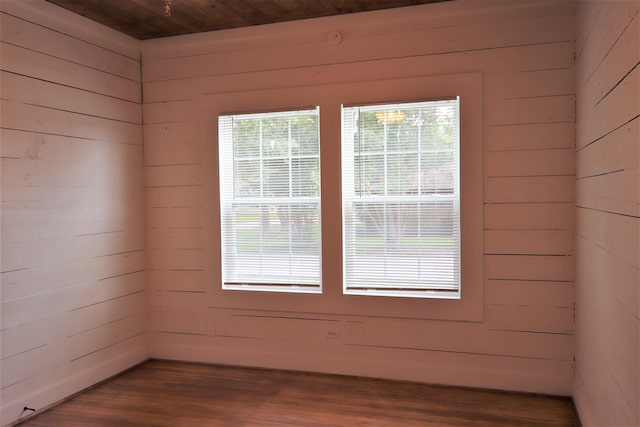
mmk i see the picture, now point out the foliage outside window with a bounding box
[342,99,461,298]
[219,108,321,293]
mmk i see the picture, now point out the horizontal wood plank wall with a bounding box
[573,1,640,426]
[0,1,146,425]
[142,0,575,396]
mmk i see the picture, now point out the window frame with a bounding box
[218,107,323,294]
[341,98,462,299]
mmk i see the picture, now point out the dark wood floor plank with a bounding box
[16,359,580,427]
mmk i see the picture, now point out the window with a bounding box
[342,99,461,298]
[218,108,321,293]
[212,73,481,319]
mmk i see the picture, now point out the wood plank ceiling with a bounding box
[44,0,450,40]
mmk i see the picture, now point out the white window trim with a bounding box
[206,72,483,322]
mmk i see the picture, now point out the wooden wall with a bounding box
[574,1,639,426]
[0,1,146,425]
[6,1,612,425]
[142,0,576,396]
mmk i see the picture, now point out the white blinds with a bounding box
[341,99,461,298]
[218,108,321,293]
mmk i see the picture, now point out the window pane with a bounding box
[234,159,260,196]
[291,115,320,156]
[219,108,321,293]
[291,157,320,197]
[264,158,290,196]
[342,99,460,298]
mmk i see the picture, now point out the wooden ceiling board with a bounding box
[44,0,450,40]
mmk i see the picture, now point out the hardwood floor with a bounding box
[16,359,580,426]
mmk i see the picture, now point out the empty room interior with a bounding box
[1,0,638,425]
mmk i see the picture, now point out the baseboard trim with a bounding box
[572,385,594,427]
